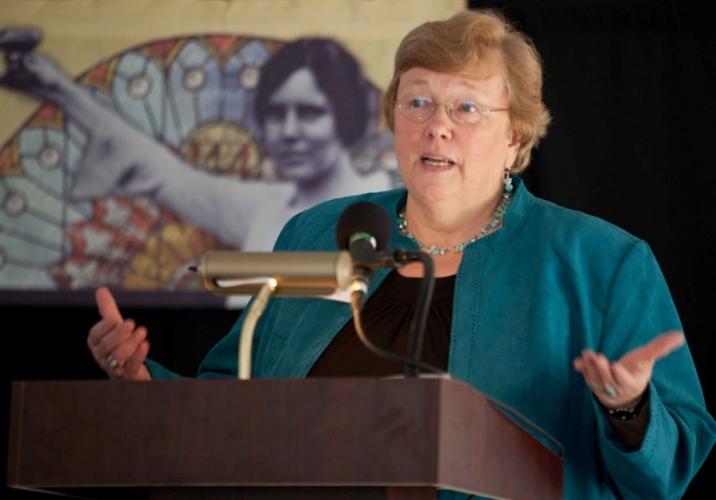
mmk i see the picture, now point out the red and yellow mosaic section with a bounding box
[48,196,227,290]
[0,138,21,176]
[182,122,261,178]
[124,222,229,290]
[50,197,162,288]
[80,58,119,93]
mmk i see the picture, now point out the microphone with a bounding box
[192,251,353,297]
[335,201,393,301]
[334,201,443,378]
[335,201,392,254]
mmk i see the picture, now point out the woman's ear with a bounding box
[504,129,521,169]
[507,126,521,148]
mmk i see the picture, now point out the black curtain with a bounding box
[2,0,713,497]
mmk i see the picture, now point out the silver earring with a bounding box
[503,168,513,193]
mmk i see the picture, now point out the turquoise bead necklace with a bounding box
[397,175,513,256]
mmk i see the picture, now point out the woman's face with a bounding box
[393,67,518,207]
[263,67,343,186]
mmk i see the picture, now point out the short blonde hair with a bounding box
[383,9,551,172]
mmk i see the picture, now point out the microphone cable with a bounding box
[349,248,445,377]
[349,286,445,376]
[400,249,435,377]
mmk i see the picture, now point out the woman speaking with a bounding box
[86,9,715,499]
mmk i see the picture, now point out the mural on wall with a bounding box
[0,0,461,300]
[0,31,401,293]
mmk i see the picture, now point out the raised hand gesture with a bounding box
[87,287,151,381]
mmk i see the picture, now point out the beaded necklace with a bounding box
[397,184,513,256]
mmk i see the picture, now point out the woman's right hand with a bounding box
[87,287,152,381]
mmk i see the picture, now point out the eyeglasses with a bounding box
[395,96,508,125]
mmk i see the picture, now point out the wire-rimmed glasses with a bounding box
[395,96,508,125]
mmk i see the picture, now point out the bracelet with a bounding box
[605,391,649,421]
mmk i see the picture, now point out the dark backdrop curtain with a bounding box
[473,0,715,494]
[2,0,713,497]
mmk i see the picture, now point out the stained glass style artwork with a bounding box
[0,33,397,299]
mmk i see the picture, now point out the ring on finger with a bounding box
[107,356,119,370]
[604,384,618,398]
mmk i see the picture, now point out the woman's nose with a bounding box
[280,107,299,138]
[425,105,454,141]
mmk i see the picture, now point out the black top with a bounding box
[308,271,455,377]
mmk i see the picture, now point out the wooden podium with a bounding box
[7,378,562,499]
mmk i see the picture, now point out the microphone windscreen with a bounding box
[335,201,392,251]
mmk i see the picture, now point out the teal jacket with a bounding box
[148,177,715,499]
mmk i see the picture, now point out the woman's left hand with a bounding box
[573,331,685,409]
